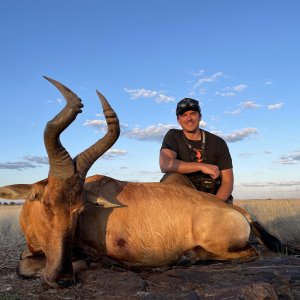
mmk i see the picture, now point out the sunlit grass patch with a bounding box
[235,199,300,245]
[0,206,24,245]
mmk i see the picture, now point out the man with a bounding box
[160,98,233,203]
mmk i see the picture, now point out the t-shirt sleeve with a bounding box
[161,129,178,153]
[216,139,233,170]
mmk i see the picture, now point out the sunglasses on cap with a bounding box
[176,98,201,116]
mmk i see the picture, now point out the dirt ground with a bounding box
[1,241,300,300]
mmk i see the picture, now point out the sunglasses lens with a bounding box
[179,99,199,109]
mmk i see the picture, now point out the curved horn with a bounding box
[75,90,120,178]
[43,76,83,178]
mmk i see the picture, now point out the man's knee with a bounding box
[160,173,197,190]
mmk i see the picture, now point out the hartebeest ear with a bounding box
[84,190,121,208]
[0,184,35,201]
[0,179,47,201]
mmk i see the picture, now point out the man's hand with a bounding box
[160,149,220,179]
[199,163,220,179]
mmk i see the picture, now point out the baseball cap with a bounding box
[176,98,201,116]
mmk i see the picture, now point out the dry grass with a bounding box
[1,199,300,245]
[0,206,24,246]
[0,206,25,299]
[234,198,300,244]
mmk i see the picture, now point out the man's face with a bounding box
[177,110,201,133]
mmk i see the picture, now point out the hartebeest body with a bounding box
[0,78,298,288]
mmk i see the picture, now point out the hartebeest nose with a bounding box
[56,278,76,288]
[44,272,76,289]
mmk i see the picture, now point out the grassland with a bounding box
[234,198,300,244]
[0,205,24,246]
[1,198,299,245]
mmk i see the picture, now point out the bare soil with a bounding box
[1,242,300,299]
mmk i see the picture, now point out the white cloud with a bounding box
[223,128,258,143]
[123,124,178,142]
[84,119,128,131]
[83,119,107,132]
[200,120,207,127]
[278,150,300,165]
[240,180,300,187]
[23,156,49,165]
[215,91,236,97]
[102,149,128,160]
[191,69,205,77]
[224,109,242,115]
[225,99,281,116]
[215,84,247,97]
[56,97,63,105]
[0,156,49,170]
[240,101,262,109]
[155,93,175,103]
[0,161,36,170]
[268,103,284,110]
[232,84,248,92]
[84,119,107,127]
[193,71,224,88]
[124,88,157,99]
[124,88,175,103]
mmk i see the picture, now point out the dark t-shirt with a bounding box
[161,129,233,186]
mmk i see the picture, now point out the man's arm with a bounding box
[160,148,234,201]
[216,168,234,201]
[160,148,220,179]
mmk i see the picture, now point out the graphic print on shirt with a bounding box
[192,148,203,163]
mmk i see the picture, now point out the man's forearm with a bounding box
[161,159,203,174]
[162,159,220,180]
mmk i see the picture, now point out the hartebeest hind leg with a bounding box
[177,244,258,265]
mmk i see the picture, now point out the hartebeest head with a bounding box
[0,77,120,287]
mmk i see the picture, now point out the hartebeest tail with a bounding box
[231,204,300,255]
[251,221,300,255]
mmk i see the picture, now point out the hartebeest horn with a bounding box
[43,76,83,178]
[75,90,120,178]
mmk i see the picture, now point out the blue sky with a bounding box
[0,0,299,199]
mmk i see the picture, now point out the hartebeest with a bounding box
[0,77,298,288]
